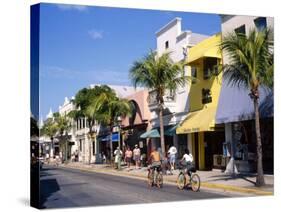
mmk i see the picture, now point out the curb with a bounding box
[58,164,273,196]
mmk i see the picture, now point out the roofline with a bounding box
[155,17,182,37]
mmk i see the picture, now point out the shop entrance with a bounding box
[204,131,225,170]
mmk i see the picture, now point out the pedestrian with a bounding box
[133,144,141,169]
[45,153,50,164]
[101,152,106,164]
[125,146,133,170]
[114,147,123,169]
[168,145,177,170]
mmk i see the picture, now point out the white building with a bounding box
[216,15,274,173]
[148,17,209,156]
[64,84,142,164]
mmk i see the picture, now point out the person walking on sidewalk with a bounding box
[125,146,133,169]
[114,147,123,169]
[168,145,177,171]
[133,144,141,169]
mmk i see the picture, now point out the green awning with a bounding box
[140,129,160,139]
[164,125,177,136]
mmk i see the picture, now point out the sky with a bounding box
[38,3,221,120]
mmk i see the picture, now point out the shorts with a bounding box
[169,154,176,163]
[134,155,140,162]
[125,157,132,163]
[151,161,161,168]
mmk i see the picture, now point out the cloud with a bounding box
[56,4,88,12]
[88,29,104,40]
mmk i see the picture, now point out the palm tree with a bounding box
[129,51,189,155]
[93,88,132,159]
[53,112,72,162]
[220,28,273,186]
[71,85,132,163]
[40,118,57,158]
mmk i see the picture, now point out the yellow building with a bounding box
[176,33,224,170]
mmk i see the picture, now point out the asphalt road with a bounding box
[39,165,233,209]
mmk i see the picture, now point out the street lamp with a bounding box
[117,116,122,170]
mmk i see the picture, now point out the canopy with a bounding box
[140,129,160,139]
[215,80,273,124]
[98,134,120,143]
[187,33,221,64]
[111,133,119,142]
[176,107,216,134]
[164,124,178,136]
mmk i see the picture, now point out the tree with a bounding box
[129,51,189,155]
[220,28,273,186]
[71,85,132,163]
[40,118,57,158]
[53,112,72,161]
[92,87,132,159]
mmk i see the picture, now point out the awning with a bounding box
[215,80,273,124]
[176,107,217,134]
[140,129,160,139]
[187,33,222,64]
[111,133,119,142]
[164,124,178,136]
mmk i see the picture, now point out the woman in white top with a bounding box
[180,149,194,176]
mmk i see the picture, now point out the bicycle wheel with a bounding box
[147,170,154,187]
[190,173,201,192]
[177,173,186,190]
[156,172,163,188]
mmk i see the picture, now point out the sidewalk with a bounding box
[59,162,274,196]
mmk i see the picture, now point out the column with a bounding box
[198,132,205,170]
[173,134,179,158]
[225,123,238,174]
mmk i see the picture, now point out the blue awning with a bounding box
[215,79,273,124]
[111,133,119,142]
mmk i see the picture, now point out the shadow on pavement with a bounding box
[40,178,60,209]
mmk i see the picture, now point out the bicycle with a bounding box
[147,163,163,188]
[176,162,200,192]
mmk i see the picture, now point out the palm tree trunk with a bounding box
[253,97,265,186]
[159,105,165,155]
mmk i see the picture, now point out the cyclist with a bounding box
[149,146,161,171]
[180,148,194,177]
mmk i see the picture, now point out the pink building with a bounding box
[121,90,152,157]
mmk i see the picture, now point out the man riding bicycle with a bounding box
[148,146,161,170]
[179,148,194,177]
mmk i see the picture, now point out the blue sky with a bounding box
[38,3,221,119]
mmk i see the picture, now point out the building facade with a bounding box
[148,17,210,157]
[216,15,274,173]
[176,33,224,170]
[121,90,151,156]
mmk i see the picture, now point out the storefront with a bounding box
[216,78,274,174]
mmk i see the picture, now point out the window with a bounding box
[202,89,212,104]
[203,58,217,79]
[254,17,267,31]
[82,119,85,129]
[165,41,169,49]
[191,67,197,84]
[79,139,82,151]
[235,25,246,35]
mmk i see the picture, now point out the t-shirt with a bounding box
[150,151,161,162]
[168,146,177,155]
[182,153,193,163]
[133,148,140,156]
